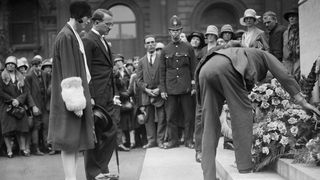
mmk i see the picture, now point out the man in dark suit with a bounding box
[159,15,196,149]
[25,55,50,155]
[82,9,117,180]
[137,35,166,149]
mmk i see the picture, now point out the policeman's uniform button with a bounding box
[176,76,179,78]
[176,68,179,70]
[176,60,179,62]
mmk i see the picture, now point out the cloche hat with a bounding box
[240,9,260,26]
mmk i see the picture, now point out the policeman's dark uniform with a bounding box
[159,15,196,148]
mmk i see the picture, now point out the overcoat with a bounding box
[48,24,94,151]
[0,71,29,135]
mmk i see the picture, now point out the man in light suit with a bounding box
[196,47,320,180]
[82,9,117,180]
[137,35,166,148]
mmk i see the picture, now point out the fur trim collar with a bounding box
[1,69,25,89]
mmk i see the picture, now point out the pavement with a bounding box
[0,148,146,180]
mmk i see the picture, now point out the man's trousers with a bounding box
[199,55,253,180]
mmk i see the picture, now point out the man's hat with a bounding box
[93,104,114,132]
[187,32,206,49]
[31,55,43,65]
[283,7,298,22]
[168,15,182,30]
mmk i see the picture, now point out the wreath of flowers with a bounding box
[249,79,319,171]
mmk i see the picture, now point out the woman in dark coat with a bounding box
[0,56,29,158]
[47,2,94,180]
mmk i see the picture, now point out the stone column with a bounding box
[57,0,70,31]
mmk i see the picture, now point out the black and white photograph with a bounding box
[1,0,320,180]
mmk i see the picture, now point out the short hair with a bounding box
[144,34,156,42]
[91,9,113,22]
[69,1,92,20]
[263,11,277,20]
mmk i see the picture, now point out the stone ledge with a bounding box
[276,158,320,180]
[216,138,285,180]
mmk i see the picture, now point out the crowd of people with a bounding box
[0,1,310,180]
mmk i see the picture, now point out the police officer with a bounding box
[160,15,196,149]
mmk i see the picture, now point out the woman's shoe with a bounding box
[20,150,30,157]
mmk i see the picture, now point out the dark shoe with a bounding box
[185,142,195,149]
[118,144,130,151]
[163,142,179,149]
[195,151,202,163]
[239,168,253,173]
[223,142,234,150]
[7,152,13,158]
[143,142,156,149]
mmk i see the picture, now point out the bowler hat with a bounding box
[205,25,219,37]
[283,7,298,21]
[187,32,206,49]
[240,9,260,26]
[168,15,182,30]
[93,104,114,132]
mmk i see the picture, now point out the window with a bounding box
[9,0,38,46]
[109,5,136,39]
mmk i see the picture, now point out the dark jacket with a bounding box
[265,24,287,61]
[137,53,161,106]
[159,40,196,95]
[82,30,115,106]
[25,69,50,113]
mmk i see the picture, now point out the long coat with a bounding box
[48,24,94,151]
[0,71,29,135]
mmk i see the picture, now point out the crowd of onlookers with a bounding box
[0,6,299,160]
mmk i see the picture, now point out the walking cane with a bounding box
[115,147,120,174]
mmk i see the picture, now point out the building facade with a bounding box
[0,0,298,63]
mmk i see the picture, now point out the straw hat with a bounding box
[239,9,260,26]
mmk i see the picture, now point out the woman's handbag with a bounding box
[121,101,134,112]
[6,105,26,120]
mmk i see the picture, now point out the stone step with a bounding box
[139,146,202,180]
[275,158,320,180]
[216,138,286,180]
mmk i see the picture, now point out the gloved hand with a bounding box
[74,110,83,117]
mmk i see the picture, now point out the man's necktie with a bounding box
[149,54,153,66]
